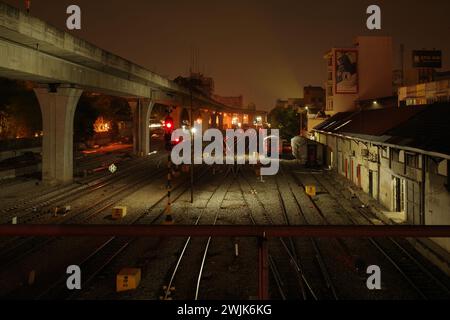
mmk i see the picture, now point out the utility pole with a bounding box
[299,108,303,137]
[163,112,175,225]
[400,44,405,86]
[299,106,309,137]
[190,83,194,204]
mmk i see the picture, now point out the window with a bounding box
[391,149,400,162]
[437,160,448,176]
[327,86,333,97]
[326,100,333,111]
[406,154,418,168]
[399,150,405,163]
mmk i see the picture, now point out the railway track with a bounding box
[275,168,338,300]
[162,167,233,300]
[238,168,316,300]
[292,166,450,300]
[35,165,215,300]
[0,155,158,221]
[0,159,168,273]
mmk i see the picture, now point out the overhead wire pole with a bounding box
[164,112,175,225]
[190,82,194,204]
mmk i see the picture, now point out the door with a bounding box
[406,180,421,225]
[351,160,354,183]
[357,165,361,188]
[369,170,373,197]
[307,144,317,166]
[393,177,407,213]
[344,159,348,178]
[330,151,334,168]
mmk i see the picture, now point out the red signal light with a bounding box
[164,115,175,151]
[164,116,174,133]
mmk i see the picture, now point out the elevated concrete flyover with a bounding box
[0,1,229,184]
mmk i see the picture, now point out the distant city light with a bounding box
[94,117,111,133]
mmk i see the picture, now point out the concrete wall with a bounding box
[0,147,41,161]
[317,132,450,253]
[379,153,393,210]
[426,161,450,252]
[325,37,393,115]
[330,94,358,114]
[0,163,41,180]
[356,36,393,100]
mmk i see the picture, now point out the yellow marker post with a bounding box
[112,206,127,220]
[116,268,141,292]
[305,185,316,197]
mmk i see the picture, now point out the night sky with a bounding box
[3,0,450,110]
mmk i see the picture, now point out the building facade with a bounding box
[398,79,450,106]
[324,36,393,114]
[313,103,450,259]
[303,86,325,111]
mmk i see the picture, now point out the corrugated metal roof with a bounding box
[385,103,450,155]
[337,107,424,136]
[314,102,450,156]
[313,112,353,131]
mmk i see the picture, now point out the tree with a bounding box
[0,79,41,139]
[268,106,301,140]
[74,95,99,142]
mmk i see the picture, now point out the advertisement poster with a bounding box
[335,50,358,94]
[412,50,442,68]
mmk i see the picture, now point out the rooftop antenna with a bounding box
[190,46,194,76]
[195,47,199,74]
[400,44,405,86]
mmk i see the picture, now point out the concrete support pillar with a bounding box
[248,114,254,126]
[211,112,217,128]
[218,113,224,130]
[171,106,183,129]
[223,113,231,129]
[201,111,210,132]
[34,87,83,185]
[130,99,153,157]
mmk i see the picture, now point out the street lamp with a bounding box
[299,106,309,137]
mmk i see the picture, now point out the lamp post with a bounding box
[190,84,194,204]
[299,106,309,137]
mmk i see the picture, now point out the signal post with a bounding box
[163,112,175,225]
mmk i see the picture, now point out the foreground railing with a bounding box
[1,225,449,299]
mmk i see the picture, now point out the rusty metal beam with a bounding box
[0,225,450,238]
